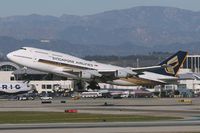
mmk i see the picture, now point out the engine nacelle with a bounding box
[79,71,94,79]
[79,70,101,79]
[115,68,137,78]
[115,70,129,78]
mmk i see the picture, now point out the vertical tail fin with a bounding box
[150,51,188,76]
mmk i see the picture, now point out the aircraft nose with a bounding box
[7,52,14,61]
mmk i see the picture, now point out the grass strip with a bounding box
[0,111,182,123]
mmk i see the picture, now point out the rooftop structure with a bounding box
[183,55,200,73]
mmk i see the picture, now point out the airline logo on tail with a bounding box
[150,51,187,77]
[165,56,179,75]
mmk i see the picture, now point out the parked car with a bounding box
[18,96,28,100]
[40,96,52,100]
[18,95,34,100]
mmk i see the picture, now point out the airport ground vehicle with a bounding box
[17,95,34,100]
[40,96,52,100]
[18,96,28,100]
[81,92,102,98]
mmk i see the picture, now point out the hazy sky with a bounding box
[0,0,200,17]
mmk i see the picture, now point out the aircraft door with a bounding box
[30,49,37,62]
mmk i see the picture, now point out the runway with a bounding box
[0,121,200,129]
[0,98,200,132]
[1,126,200,133]
[0,121,200,133]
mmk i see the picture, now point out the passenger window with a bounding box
[42,85,46,89]
[10,77,15,81]
[47,85,52,89]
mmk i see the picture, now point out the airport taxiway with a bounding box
[0,98,200,133]
[0,98,200,117]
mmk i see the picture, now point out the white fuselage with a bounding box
[7,47,122,77]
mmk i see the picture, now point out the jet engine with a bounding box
[115,67,137,78]
[79,70,102,79]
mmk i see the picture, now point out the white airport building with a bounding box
[0,61,74,94]
[182,55,200,73]
[178,55,200,94]
[178,72,200,94]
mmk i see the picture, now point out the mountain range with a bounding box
[0,6,200,56]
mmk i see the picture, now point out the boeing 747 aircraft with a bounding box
[7,47,187,86]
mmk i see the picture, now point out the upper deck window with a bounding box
[52,54,63,57]
[20,48,27,50]
[35,51,48,55]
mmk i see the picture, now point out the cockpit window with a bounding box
[20,48,27,50]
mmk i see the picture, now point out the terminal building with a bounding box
[0,62,19,82]
[179,55,200,94]
[182,55,200,73]
[0,61,74,94]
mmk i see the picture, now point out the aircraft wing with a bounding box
[120,77,166,86]
[97,65,164,78]
[131,65,164,71]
